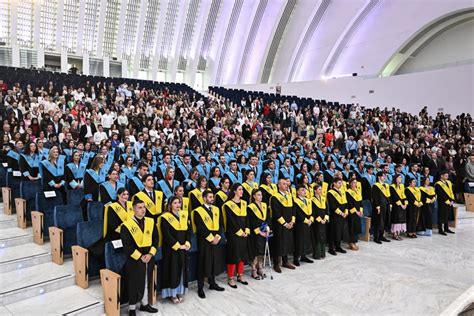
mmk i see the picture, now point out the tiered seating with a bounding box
[49,205,84,264]
[31,193,63,244]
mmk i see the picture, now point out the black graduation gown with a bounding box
[159,212,191,290]
[104,201,133,242]
[247,202,269,258]
[311,196,328,243]
[242,182,256,204]
[293,197,314,257]
[327,189,348,244]
[260,184,276,205]
[19,154,40,179]
[84,169,102,201]
[65,163,85,190]
[224,200,250,264]
[346,189,362,243]
[390,185,407,224]
[405,187,422,233]
[420,187,435,229]
[371,183,390,235]
[435,181,455,226]
[192,205,224,279]
[120,217,158,305]
[269,192,295,257]
[41,157,67,202]
[189,188,204,212]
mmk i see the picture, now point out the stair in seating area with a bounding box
[0,203,104,315]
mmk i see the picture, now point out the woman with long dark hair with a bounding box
[345,178,363,250]
[223,183,250,288]
[189,175,208,211]
[242,169,258,204]
[103,187,133,241]
[419,176,436,236]
[405,178,422,238]
[390,174,408,240]
[159,196,191,304]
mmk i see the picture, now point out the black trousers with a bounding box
[197,276,216,291]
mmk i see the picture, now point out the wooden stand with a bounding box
[361,216,371,242]
[100,269,121,316]
[149,265,157,305]
[2,187,12,215]
[31,211,44,245]
[450,207,458,229]
[49,227,64,265]
[15,198,27,229]
[72,245,89,289]
[464,193,474,212]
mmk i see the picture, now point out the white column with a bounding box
[103,56,110,77]
[56,0,65,53]
[132,0,149,78]
[11,44,20,67]
[10,1,18,45]
[83,53,90,75]
[122,59,128,78]
[37,47,45,68]
[96,0,108,57]
[115,0,128,59]
[151,0,169,80]
[76,0,87,53]
[61,49,68,72]
[168,0,190,82]
[33,1,42,49]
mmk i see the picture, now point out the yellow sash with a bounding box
[158,211,189,247]
[407,186,422,202]
[346,188,362,202]
[311,182,328,198]
[103,201,133,237]
[312,196,326,209]
[224,200,247,217]
[242,182,258,195]
[260,184,276,195]
[248,202,267,221]
[181,197,190,212]
[216,190,228,203]
[419,186,435,196]
[391,184,406,199]
[123,217,154,248]
[135,191,163,215]
[436,181,454,200]
[328,189,347,204]
[191,205,220,233]
[374,182,391,198]
[272,191,293,207]
[189,188,205,205]
[294,197,313,216]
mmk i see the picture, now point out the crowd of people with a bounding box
[0,68,473,315]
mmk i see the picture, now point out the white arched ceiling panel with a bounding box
[294,0,364,81]
[330,0,474,77]
[238,0,286,84]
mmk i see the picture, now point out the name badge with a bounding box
[2,163,7,167]
[13,171,21,177]
[111,239,123,249]
[469,182,474,188]
[44,191,57,198]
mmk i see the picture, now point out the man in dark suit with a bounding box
[6,103,23,122]
[79,118,97,142]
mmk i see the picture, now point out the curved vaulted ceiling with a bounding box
[0,0,472,87]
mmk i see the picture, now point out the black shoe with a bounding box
[209,284,225,291]
[140,304,158,313]
[335,247,347,254]
[129,310,136,316]
[439,231,447,236]
[381,237,391,242]
[301,256,314,263]
[237,278,249,285]
[446,229,455,234]
[328,249,337,256]
[293,259,300,266]
[198,289,206,299]
[374,240,382,244]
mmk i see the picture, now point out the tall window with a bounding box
[62,0,79,53]
[40,0,58,51]
[0,0,10,45]
[17,1,34,48]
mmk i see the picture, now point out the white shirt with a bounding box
[101,113,115,129]
[93,131,108,145]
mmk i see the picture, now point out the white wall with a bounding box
[222,64,474,116]
[398,20,474,74]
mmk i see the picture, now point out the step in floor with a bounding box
[0,227,33,247]
[0,243,51,273]
[0,213,17,229]
[2,285,103,316]
[0,261,76,305]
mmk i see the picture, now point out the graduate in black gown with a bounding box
[83,155,105,204]
[345,178,363,250]
[40,145,67,202]
[419,176,436,237]
[259,173,277,205]
[242,169,258,204]
[191,189,225,299]
[435,170,456,235]
[389,174,408,240]
[65,151,86,190]
[293,184,314,265]
[158,196,191,304]
[223,183,250,288]
[19,142,41,182]
[103,187,133,241]
[132,174,164,222]
[405,178,422,238]
[120,199,158,315]
[327,177,348,255]
[371,172,392,244]
[99,169,125,204]
[247,188,270,280]
[311,184,328,260]
[270,178,296,273]
[188,176,207,212]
